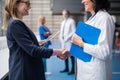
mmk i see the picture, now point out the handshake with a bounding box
[54,49,71,60]
[39,40,71,60]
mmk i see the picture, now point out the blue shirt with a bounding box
[39,25,51,47]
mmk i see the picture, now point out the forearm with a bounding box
[84,43,110,60]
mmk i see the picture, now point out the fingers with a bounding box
[62,49,71,57]
[56,49,71,60]
[39,40,47,46]
[71,34,84,47]
[71,34,81,42]
[56,50,67,60]
[57,55,67,60]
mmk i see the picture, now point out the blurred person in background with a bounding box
[59,9,76,75]
[38,15,52,75]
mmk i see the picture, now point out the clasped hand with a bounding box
[55,49,71,60]
[39,40,71,60]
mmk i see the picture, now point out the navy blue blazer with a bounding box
[6,18,53,80]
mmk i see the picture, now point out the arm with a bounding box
[72,17,115,60]
[84,18,115,60]
[11,21,53,59]
[11,21,69,60]
[39,26,51,39]
[43,32,52,37]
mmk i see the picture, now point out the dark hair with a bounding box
[62,9,70,15]
[91,0,110,13]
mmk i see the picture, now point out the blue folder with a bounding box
[70,21,101,62]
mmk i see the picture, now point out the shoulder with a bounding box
[61,20,65,24]
[68,17,75,23]
[8,18,25,30]
[39,25,43,28]
[95,10,115,29]
[9,18,24,26]
[95,10,115,27]
[69,17,75,21]
[96,10,112,21]
[39,25,45,30]
[7,18,29,35]
[39,26,46,33]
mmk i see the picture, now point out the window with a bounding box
[50,0,84,15]
[0,0,5,36]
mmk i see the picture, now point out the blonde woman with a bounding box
[3,0,69,80]
[38,16,52,48]
[38,16,52,75]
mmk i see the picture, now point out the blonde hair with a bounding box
[38,16,45,26]
[2,0,20,29]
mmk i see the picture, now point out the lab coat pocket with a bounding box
[83,58,96,74]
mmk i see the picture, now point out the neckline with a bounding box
[89,13,96,20]
[12,17,23,22]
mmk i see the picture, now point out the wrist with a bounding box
[81,42,84,48]
[53,49,58,56]
[78,42,84,48]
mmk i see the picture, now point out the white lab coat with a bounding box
[76,10,115,80]
[59,17,76,50]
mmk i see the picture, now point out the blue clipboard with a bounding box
[70,21,101,62]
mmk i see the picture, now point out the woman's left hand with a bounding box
[71,34,84,48]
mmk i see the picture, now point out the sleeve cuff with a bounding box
[52,49,58,56]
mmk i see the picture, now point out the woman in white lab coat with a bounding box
[71,0,115,80]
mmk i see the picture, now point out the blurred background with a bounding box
[0,0,120,80]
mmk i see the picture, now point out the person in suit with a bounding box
[59,9,76,75]
[2,0,69,80]
[71,0,115,80]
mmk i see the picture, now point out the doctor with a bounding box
[59,9,76,74]
[71,0,115,80]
